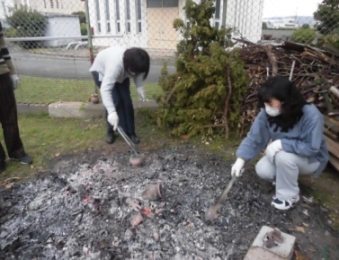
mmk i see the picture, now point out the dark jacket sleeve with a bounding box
[0,21,16,75]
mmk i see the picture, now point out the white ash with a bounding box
[0,147,337,259]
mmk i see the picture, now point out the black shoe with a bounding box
[128,134,140,144]
[11,154,33,165]
[0,161,5,173]
[106,132,116,144]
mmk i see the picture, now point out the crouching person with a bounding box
[231,76,329,210]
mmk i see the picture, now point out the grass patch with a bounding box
[0,113,106,181]
[15,76,162,104]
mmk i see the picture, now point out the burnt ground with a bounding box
[0,143,339,260]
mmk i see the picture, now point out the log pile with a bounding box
[235,39,339,171]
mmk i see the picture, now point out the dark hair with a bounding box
[123,47,150,80]
[258,75,309,132]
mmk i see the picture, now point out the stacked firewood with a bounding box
[235,38,339,170]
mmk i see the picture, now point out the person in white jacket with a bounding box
[90,47,150,144]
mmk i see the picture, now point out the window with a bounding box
[95,0,101,33]
[50,0,53,8]
[125,0,131,33]
[147,0,178,8]
[43,0,47,8]
[56,0,59,9]
[136,0,142,33]
[115,0,120,33]
[214,0,221,29]
[1,1,7,16]
[105,0,110,33]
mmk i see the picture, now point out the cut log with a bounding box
[324,135,339,158]
[324,128,338,141]
[329,154,339,173]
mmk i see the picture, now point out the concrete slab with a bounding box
[18,100,158,118]
[133,100,158,109]
[48,102,85,118]
[16,103,30,114]
[83,102,105,118]
[17,103,49,114]
[243,226,296,260]
[28,103,49,114]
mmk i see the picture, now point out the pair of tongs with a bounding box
[116,126,139,156]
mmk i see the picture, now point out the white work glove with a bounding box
[231,158,245,177]
[107,112,119,131]
[137,87,146,101]
[265,139,283,163]
[10,74,19,89]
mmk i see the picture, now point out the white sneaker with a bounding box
[271,195,300,210]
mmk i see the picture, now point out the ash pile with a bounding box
[0,146,336,259]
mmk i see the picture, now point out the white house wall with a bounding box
[88,0,148,48]
[180,0,263,44]
[0,0,14,20]
[88,0,263,50]
[28,0,84,14]
[44,16,81,47]
[225,0,264,43]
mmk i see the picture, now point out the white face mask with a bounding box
[265,104,280,117]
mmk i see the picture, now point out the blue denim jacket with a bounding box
[236,104,329,177]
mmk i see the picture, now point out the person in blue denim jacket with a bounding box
[231,76,329,210]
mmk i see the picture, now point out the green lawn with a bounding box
[15,76,163,104]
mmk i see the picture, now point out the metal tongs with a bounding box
[116,126,140,156]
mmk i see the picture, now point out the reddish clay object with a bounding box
[129,154,146,167]
[141,208,152,215]
[141,183,163,201]
[130,213,143,227]
[91,94,99,104]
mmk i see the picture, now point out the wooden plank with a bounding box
[324,135,339,158]
[324,116,339,136]
[329,154,339,173]
[324,114,339,127]
[324,128,338,141]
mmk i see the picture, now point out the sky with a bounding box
[263,0,323,18]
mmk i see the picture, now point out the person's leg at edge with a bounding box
[0,74,32,165]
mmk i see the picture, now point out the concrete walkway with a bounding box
[17,100,158,118]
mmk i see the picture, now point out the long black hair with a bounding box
[123,47,150,80]
[258,76,309,132]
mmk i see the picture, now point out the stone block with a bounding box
[243,226,296,260]
[16,103,30,114]
[48,102,85,118]
[83,102,105,118]
[28,103,49,114]
[133,100,158,109]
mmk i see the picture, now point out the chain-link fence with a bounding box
[1,0,338,104]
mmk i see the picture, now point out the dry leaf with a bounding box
[296,226,305,233]
[5,183,13,189]
[295,250,309,260]
[55,153,60,157]
[303,223,309,227]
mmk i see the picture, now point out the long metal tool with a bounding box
[205,175,237,221]
[116,126,139,156]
